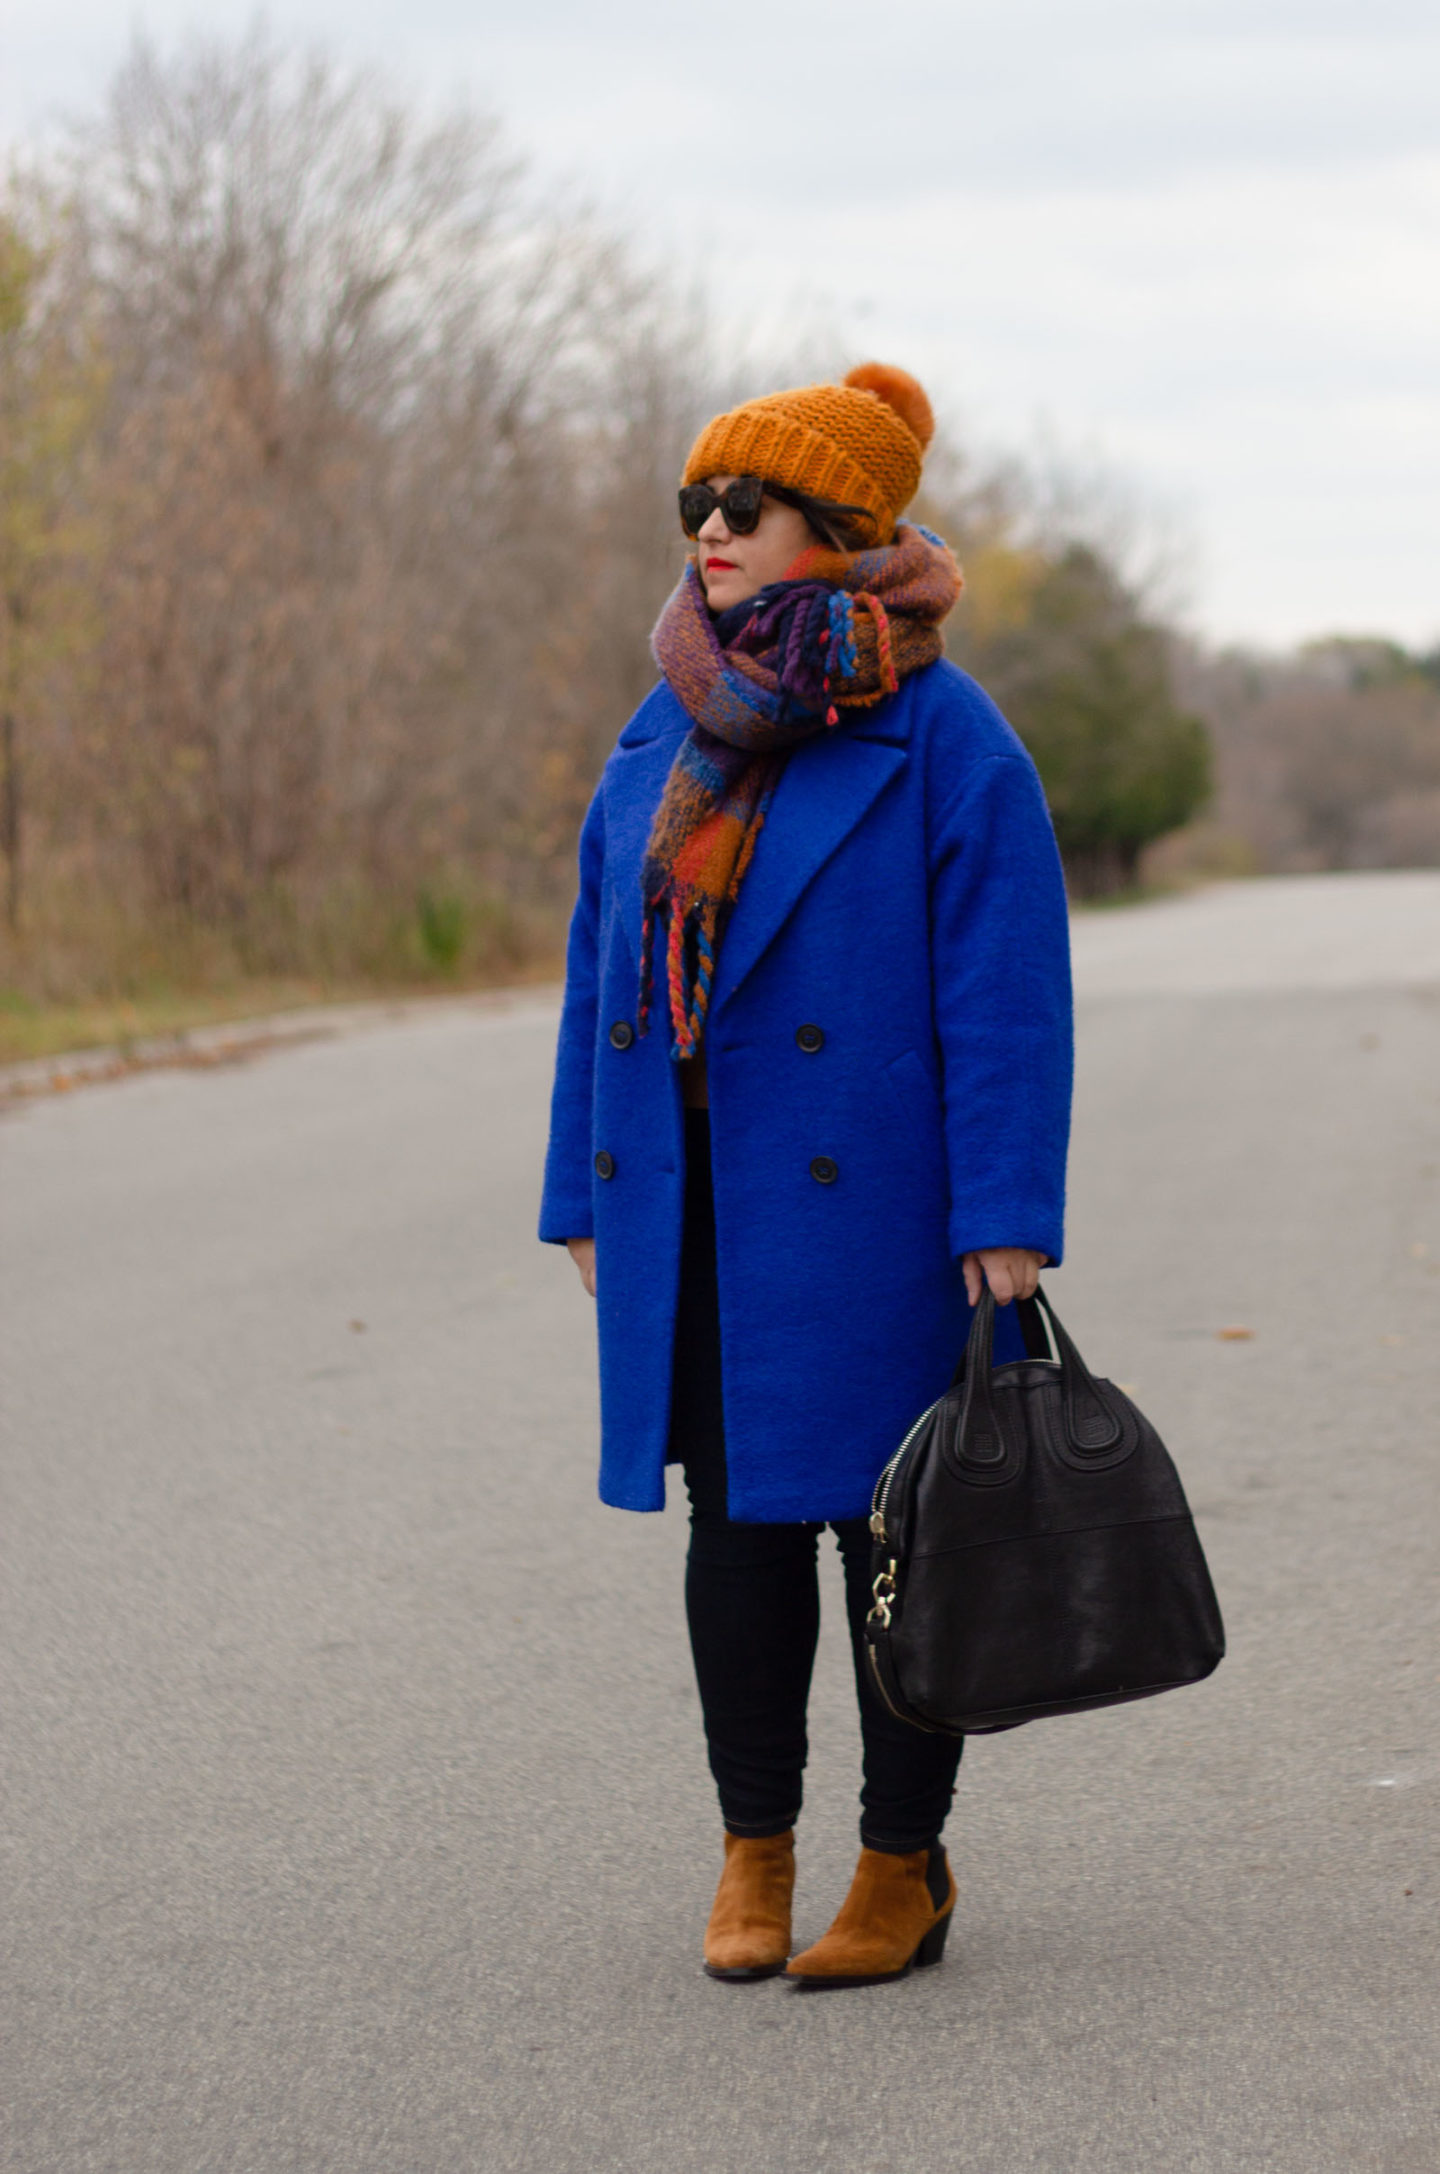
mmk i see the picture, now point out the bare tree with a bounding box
[0,203,103,931]
[53,28,693,947]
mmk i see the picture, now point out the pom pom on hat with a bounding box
[842,362,935,453]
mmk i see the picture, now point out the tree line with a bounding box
[1,31,1435,1015]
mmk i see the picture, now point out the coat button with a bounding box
[609,1020,635,1049]
[594,1150,615,1179]
[809,1155,839,1185]
[796,1023,825,1053]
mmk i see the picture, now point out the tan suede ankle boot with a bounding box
[785,1844,955,1990]
[703,1830,796,1981]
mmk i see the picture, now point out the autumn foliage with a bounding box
[1,31,1434,1025]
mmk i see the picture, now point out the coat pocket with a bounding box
[882,1048,943,1132]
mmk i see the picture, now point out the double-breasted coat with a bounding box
[539,656,1074,1523]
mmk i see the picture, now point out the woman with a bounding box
[539,364,1072,1990]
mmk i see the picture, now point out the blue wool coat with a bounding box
[538,657,1073,1523]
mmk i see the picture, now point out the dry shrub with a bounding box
[1173,642,1440,875]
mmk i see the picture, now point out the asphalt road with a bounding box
[3,872,1438,2174]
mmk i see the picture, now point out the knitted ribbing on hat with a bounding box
[640,523,963,1059]
[682,362,935,545]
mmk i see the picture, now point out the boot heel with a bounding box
[914,1910,952,1970]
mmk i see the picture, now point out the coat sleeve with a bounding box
[537,783,605,1245]
[929,750,1073,1266]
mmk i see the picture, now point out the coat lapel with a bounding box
[602,689,687,973]
[602,681,911,1001]
[712,725,907,1008]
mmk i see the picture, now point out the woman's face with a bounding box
[693,475,815,612]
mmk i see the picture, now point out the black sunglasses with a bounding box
[678,476,803,538]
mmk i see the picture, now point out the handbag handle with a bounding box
[955,1286,1123,1462]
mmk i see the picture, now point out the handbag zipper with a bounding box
[867,1639,916,1725]
[869,1398,939,1545]
[867,1396,948,1734]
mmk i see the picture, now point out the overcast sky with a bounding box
[4,0,1437,650]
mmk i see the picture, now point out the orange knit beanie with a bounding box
[681,362,935,545]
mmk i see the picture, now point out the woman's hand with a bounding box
[962,1248,1045,1308]
[566,1237,597,1297]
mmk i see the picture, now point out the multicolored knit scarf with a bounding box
[640,521,963,1057]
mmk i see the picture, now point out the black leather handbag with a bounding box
[865,1287,1224,1735]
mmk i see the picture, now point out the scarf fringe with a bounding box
[853,593,899,694]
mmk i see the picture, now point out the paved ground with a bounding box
[3,872,1438,2174]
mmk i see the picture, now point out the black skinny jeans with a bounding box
[669,1107,962,1854]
